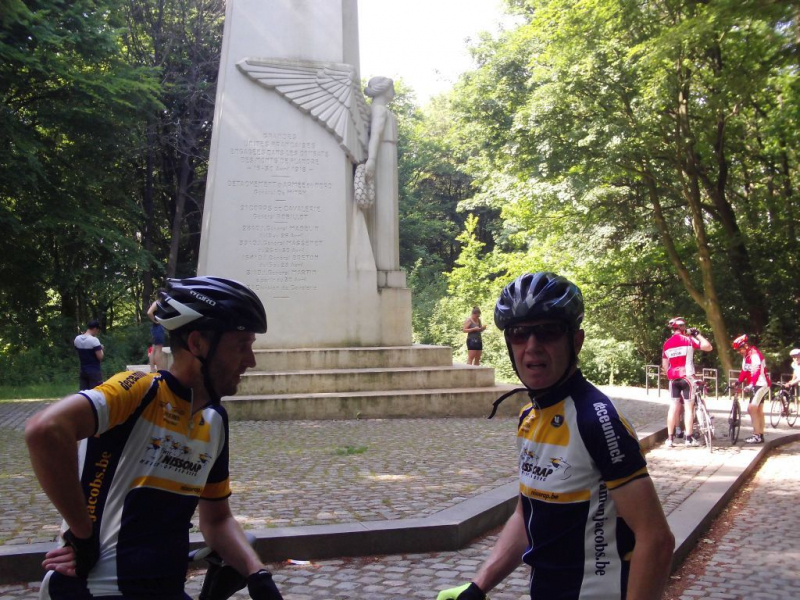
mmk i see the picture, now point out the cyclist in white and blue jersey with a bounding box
[26,277,283,600]
[437,272,674,600]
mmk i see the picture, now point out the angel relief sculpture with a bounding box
[237,58,398,274]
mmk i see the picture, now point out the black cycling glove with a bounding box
[247,569,284,600]
[63,528,100,578]
[688,327,700,336]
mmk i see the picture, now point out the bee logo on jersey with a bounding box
[548,457,572,480]
[520,446,566,482]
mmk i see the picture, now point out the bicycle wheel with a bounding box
[696,403,713,451]
[728,400,740,444]
[770,395,783,428]
[788,395,799,427]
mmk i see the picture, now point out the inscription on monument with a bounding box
[227,132,334,293]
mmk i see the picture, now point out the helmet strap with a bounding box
[191,331,224,405]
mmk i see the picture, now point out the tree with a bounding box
[0,0,160,346]
[448,0,800,375]
[119,0,225,311]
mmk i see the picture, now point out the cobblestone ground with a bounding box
[1,391,786,599]
[670,441,800,600]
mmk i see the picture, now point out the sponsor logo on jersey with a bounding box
[548,457,572,479]
[593,402,626,464]
[520,447,572,482]
[593,482,610,575]
[551,414,564,428]
[119,371,147,391]
[139,435,211,476]
[86,451,113,522]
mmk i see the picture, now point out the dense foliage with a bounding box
[1,0,223,386]
[2,0,798,390]
[415,0,800,383]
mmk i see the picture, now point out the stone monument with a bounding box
[198,0,410,348]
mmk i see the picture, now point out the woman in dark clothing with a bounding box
[463,307,487,366]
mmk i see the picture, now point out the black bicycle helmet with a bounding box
[494,272,584,331]
[155,277,267,334]
[154,276,266,405]
[488,272,584,418]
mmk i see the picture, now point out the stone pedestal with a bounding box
[198,0,411,349]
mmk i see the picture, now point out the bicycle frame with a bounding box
[770,384,799,429]
[727,385,742,444]
[691,380,714,451]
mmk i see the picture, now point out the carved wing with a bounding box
[237,58,369,164]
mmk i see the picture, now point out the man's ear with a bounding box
[185,331,208,356]
[574,329,585,355]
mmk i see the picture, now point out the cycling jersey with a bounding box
[738,347,771,387]
[42,370,231,599]
[516,370,648,599]
[662,333,700,380]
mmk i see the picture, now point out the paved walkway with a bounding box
[666,440,800,600]
[0,390,797,598]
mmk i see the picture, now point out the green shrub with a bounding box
[0,322,152,397]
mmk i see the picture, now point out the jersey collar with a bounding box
[532,369,584,409]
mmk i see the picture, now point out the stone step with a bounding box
[222,384,525,421]
[252,345,453,371]
[236,364,495,395]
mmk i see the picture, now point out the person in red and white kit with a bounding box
[733,334,771,444]
[662,318,713,448]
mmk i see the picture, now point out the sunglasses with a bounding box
[506,322,568,345]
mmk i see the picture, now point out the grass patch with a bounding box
[0,380,76,401]
[334,445,368,456]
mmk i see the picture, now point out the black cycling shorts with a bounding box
[670,378,692,401]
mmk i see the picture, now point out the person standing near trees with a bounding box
[733,334,771,444]
[26,277,283,600]
[661,317,713,448]
[437,272,674,600]
[783,348,800,390]
[147,290,166,372]
[462,307,487,366]
[74,320,104,390]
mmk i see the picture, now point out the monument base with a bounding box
[223,345,521,420]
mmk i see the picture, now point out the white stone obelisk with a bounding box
[198,0,411,348]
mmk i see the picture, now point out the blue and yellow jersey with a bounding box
[516,371,648,599]
[51,370,231,598]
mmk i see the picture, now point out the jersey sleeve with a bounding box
[577,397,648,491]
[201,406,231,501]
[80,371,158,436]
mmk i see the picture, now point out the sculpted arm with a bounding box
[365,106,387,177]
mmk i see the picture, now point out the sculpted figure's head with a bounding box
[365,76,395,101]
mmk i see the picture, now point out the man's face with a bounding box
[508,319,585,390]
[206,331,257,398]
[737,346,747,357]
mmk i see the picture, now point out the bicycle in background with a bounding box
[691,380,714,450]
[727,383,743,444]
[769,384,798,428]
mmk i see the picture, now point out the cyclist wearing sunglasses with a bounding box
[661,317,713,448]
[437,272,673,600]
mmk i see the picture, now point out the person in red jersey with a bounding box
[661,318,713,448]
[733,334,771,444]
